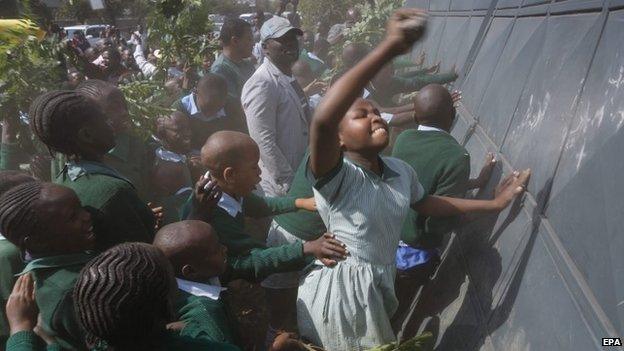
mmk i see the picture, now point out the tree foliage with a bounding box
[297,0,360,31]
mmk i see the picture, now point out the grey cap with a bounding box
[260,16,303,42]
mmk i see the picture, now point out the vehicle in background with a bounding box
[64,24,107,46]
[239,12,273,24]
[209,14,225,38]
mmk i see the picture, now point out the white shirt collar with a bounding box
[0,233,5,240]
[218,192,243,218]
[181,93,227,122]
[155,147,187,163]
[176,277,226,300]
[418,125,447,133]
[307,52,324,64]
[362,88,371,99]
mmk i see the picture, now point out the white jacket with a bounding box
[242,58,310,197]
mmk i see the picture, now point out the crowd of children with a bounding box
[0,5,531,351]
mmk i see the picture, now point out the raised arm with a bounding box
[310,9,428,177]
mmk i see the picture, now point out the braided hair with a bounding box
[29,90,103,157]
[0,171,35,196]
[73,242,176,349]
[0,181,43,249]
[76,79,114,103]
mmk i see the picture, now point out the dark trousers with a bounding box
[391,258,440,341]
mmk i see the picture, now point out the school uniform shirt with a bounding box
[103,130,151,200]
[392,125,471,269]
[180,192,309,283]
[18,253,94,350]
[173,93,248,151]
[242,58,312,197]
[55,161,155,251]
[297,156,426,350]
[211,53,256,99]
[273,151,326,242]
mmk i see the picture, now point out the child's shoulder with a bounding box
[381,156,418,176]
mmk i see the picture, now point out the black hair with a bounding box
[76,79,115,103]
[219,17,251,46]
[196,73,227,94]
[73,242,176,349]
[0,181,43,249]
[0,171,35,196]
[29,90,103,157]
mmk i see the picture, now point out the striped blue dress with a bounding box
[297,156,425,350]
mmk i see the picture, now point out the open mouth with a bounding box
[371,126,388,137]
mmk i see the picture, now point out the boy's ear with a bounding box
[181,264,195,279]
[223,166,235,183]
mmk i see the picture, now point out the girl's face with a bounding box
[27,184,95,255]
[338,98,389,153]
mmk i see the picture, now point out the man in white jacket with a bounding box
[241,16,309,197]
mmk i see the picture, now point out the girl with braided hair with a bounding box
[74,79,152,199]
[30,90,155,252]
[0,180,95,350]
[0,171,35,348]
[7,243,239,351]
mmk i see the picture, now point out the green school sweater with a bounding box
[0,240,23,348]
[18,253,94,351]
[0,143,22,171]
[5,330,240,351]
[274,152,326,241]
[392,129,471,248]
[181,193,309,276]
[55,161,155,252]
[176,235,313,346]
[102,131,151,200]
[176,291,236,345]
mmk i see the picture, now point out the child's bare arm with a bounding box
[414,169,530,216]
[310,9,428,178]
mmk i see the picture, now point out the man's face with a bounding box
[264,31,300,68]
[234,27,254,59]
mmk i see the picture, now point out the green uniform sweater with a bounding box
[182,193,309,277]
[0,143,22,171]
[54,161,155,252]
[0,240,23,348]
[392,129,471,248]
[5,330,240,351]
[274,152,326,241]
[17,253,94,350]
[176,230,314,345]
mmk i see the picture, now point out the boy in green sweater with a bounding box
[31,91,155,251]
[184,130,347,266]
[390,84,497,336]
[0,180,96,350]
[154,219,331,347]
